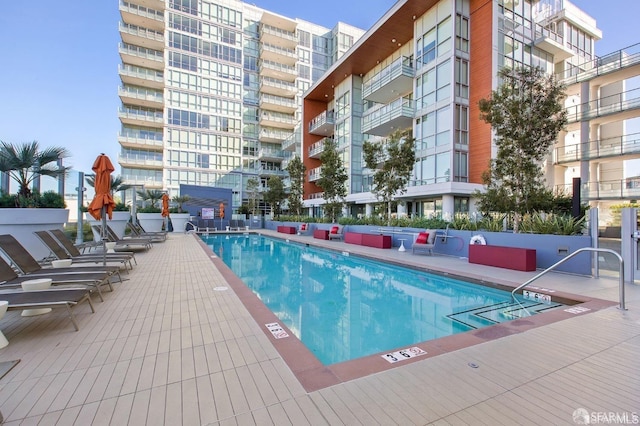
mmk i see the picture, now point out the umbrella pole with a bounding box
[101,206,107,266]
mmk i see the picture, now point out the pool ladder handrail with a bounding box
[511,247,626,311]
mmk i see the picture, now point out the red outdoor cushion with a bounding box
[300,223,307,231]
[330,226,339,234]
[416,232,429,244]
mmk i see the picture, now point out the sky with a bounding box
[0,0,638,187]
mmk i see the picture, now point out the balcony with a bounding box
[362,97,415,136]
[532,24,573,62]
[121,177,163,189]
[259,77,297,97]
[119,22,164,51]
[557,42,640,87]
[259,128,294,143]
[362,57,415,104]
[258,148,288,162]
[260,60,297,82]
[308,111,335,136]
[308,191,324,200]
[259,111,296,130]
[257,165,286,177]
[260,94,297,114]
[556,178,640,201]
[118,154,163,169]
[118,86,163,108]
[118,107,164,127]
[260,43,297,66]
[118,133,164,150]
[119,43,164,71]
[554,132,640,164]
[281,131,300,152]
[119,0,164,32]
[308,167,322,182]
[119,64,164,90]
[565,87,640,125]
[260,24,297,50]
[308,138,332,159]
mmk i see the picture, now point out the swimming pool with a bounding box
[203,234,565,365]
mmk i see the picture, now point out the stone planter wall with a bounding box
[0,209,69,261]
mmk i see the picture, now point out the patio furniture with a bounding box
[48,229,137,266]
[0,287,95,331]
[328,225,343,241]
[33,231,134,271]
[412,230,437,255]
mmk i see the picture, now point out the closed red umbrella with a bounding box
[87,154,116,265]
[161,193,170,218]
[87,154,116,221]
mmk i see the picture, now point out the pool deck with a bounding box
[0,231,637,425]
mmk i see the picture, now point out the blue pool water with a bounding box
[203,234,563,365]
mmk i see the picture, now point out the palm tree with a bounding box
[137,189,163,210]
[85,175,132,193]
[0,141,70,205]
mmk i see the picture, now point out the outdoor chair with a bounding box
[412,229,437,255]
[0,253,109,302]
[33,231,134,271]
[91,225,153,251]
[298,223,310,235]
[328,225,343,240]
[128,222,167,241]
[0,287,95,331]
[48,229,137,266]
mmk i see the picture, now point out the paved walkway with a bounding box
[0,232,637,425]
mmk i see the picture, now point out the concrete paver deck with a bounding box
[0,231,637,425]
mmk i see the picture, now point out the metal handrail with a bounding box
[511,248,626,310]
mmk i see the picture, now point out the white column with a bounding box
[442,195,455,220]
[397,202,407,217]
[365,203,373,217]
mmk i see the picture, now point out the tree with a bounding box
[363,129,416,225]
[246,177,261,215]
[286,155,306,216]
[317,138,348,222]
[86,175,132,194]
[0,141,70,207]
[477,66,567,232]
[264,176,286,219]
[136,189,164,212]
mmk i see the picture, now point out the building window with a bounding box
[454,151,468,182]
[455,105,468,145]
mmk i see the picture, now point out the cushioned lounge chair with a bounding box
[298,223,310,235]
[48,229,137,266]
[33,231,134,271]
[328,225,343,240]
[412,229,437,255]
[0,287,95,331]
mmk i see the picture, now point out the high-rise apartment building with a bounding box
[303,0,639,222]
[118,0,364,209]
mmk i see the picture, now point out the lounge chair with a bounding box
[189,219,216,234]
[412,229,437,255]
[328,225,343,240]
[91,225,153,251]
[0,254,108,302]
[33,231,134,271]
[48,229,137,266]
[0,287,95,331]
[127,222,167,241]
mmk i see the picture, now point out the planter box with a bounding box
[469,244,536,271]
[344,232,391,249]
[313,229,329,240]
[0,209,69,260]
[137,213,164,233]
[277,226,296,234]
[86,212,130,241]
[170,213,190,233]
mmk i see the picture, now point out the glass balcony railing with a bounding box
[362,56,414,101]
[555,178,640,200]
[565,87,640,123]
[556,42,640,84]
[554,132,640,163]
[362,97,415,135]
[308,110,335,134]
